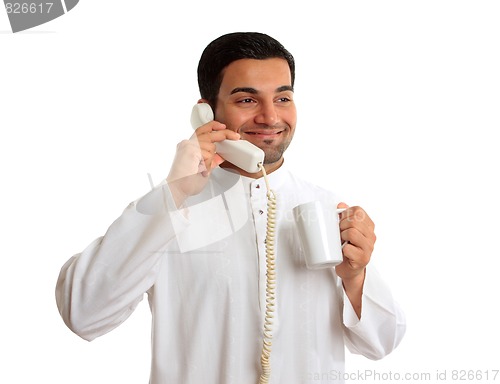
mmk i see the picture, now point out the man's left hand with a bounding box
[335,203,376,285]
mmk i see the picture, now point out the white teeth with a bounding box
[246,131,282,135]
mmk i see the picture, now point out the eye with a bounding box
[275,92,294,103]
[238,98,255,103]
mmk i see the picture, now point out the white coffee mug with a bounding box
[292,201,346,269]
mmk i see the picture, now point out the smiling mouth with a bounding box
[245,130,284,136]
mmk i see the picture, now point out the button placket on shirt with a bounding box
[250,180,269,325]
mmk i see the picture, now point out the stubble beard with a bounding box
[262,139,290,165]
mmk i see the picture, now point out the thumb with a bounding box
[337,202,349,209]
[212,153,225,168]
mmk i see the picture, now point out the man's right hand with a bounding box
[166,121,240,207]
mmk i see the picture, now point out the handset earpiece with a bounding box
[190,103,214,130]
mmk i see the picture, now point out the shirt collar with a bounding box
[213,159,289,193]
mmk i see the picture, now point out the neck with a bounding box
[220,158,284,179]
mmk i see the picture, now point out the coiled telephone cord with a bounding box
[258,164,277,384]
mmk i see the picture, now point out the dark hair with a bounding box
[197,32,295,108]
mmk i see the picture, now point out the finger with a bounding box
[337,202,349,210]
[212,153,225,167]
[339,206,375,231]
[198,140,217,155]
[208,129,241,143]
[193,129,240,149]
[199,146,217,174]
[187,124,241,176]
[339,219,373,242]
[193,120,239,139]
[199,143,228,174]
[340,227,374,254]
[194,120,226,135]
[340,242,369,269]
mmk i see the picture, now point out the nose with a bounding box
[254,101,278,126]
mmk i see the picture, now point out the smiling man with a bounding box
[56,32,406,384]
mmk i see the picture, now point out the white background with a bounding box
[1,1,499,382]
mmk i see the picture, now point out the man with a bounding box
[56,32,405,383]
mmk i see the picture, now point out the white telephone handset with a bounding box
[190,103,265,174]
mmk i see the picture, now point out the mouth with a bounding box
[243,129,285,139]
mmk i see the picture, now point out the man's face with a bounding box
[214,58,297,167]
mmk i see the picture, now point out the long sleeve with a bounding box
[341,265,406,360]
[55,182,188,341]
[55,166,406,383]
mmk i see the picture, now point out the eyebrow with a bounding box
[230,85,294,95]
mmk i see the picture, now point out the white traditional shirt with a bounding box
[56,164,406,384]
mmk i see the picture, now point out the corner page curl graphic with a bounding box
[4,0,79,33]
